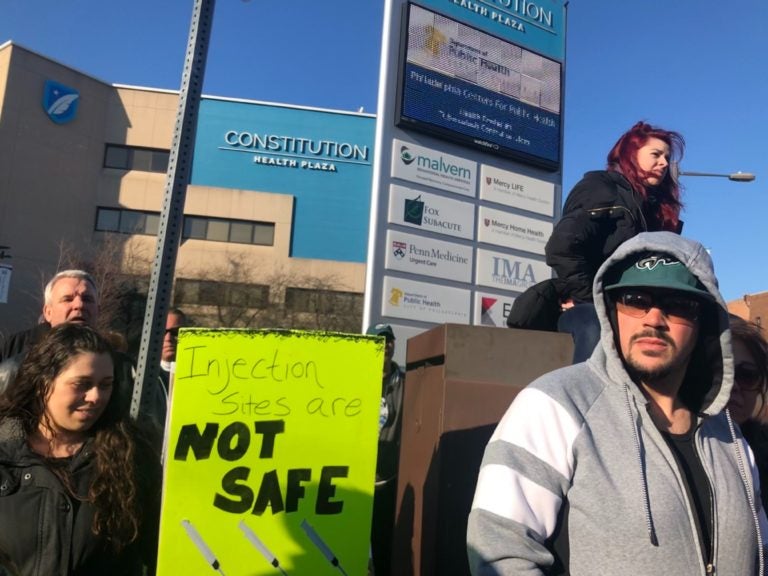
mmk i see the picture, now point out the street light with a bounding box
[678,170,755,182]
[671,162,756,182]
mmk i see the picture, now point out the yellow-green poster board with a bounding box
[157,329,382,575]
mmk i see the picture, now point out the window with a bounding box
[95,208,156,236]
[206,220,229,243]
[285,287,363,315]
[198,281,225,306]
[104,144,169,173]
[253,223,275,246]
[145,214,160,235]
[229,222,253,244]
[181,216,275,246]
[104,146,130,170]
[174,279,199,305]
[96,208,275,246]
[175,279,270,308]
[120,211,146,234]
[183,217,207,240]
[229,283,269,308]
[96,208,120,232]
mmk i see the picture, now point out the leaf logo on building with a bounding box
[404,196,424,225]
[389,288,404,306]
[42,80,79,125]
[392,241,407,260]
[400,146,416,165]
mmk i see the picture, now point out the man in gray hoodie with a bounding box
[468,231,768,575]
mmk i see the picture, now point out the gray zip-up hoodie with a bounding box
[468,232,768,575]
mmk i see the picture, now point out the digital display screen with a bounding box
[397,3,562,170]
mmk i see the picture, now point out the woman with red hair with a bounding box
[545,121,685,362]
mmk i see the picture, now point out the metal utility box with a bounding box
[392,324,573,575]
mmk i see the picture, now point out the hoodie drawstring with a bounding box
[725,408,764,576]
[624,384,659,546]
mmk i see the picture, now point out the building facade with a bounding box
[0,42,375,346]
[728,291,768,327]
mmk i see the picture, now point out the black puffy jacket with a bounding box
[0,419,159,576]
[545,170,679,302]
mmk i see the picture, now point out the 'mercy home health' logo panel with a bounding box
[477,205,552,255]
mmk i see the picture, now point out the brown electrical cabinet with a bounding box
[392,324,573,576]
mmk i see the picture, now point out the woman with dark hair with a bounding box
[727,315,768,511]
[0,324,160,575]
[545,120,686,362]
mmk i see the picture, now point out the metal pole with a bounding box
[131,0,216,420]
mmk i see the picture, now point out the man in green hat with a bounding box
[468,232,767,575]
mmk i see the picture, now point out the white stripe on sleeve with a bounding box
[472,463,563,539]
[491,387,581,480]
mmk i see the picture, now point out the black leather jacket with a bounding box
[0,324,49,364]
[545,170,678,302]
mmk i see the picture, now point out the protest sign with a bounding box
[157,329,383,575]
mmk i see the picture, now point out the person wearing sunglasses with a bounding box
[159,308,188,393]
[469,232,767,576]
[728,315,768,512]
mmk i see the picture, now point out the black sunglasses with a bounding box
[735,364,763,392]
[615,289,701,325]
[165,327,180,337]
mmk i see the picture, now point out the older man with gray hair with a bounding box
[0,270,154,418]
[0,271,165,425]
[41,269,99,327]
[1,270,99,363]
[0,269,166,428]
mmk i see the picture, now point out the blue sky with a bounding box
[2,0,766,301]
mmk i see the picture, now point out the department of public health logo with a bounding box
[404,196,425,225]
[42,80,80,125]
[389,288,404,306]
[400,146,415,165]
[422,25,447,57]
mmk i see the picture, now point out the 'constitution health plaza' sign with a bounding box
[157,329,382,576]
